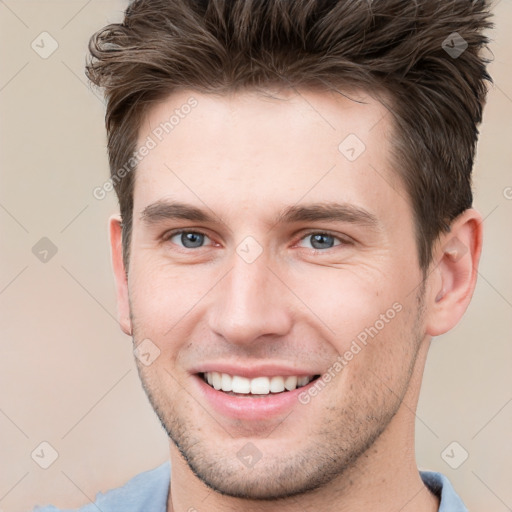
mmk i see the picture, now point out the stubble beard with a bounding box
[130,290,426,500]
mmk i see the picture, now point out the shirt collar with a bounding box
[420,470,468,512]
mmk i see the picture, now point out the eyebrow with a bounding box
[140,200,380,229]
[141,201,214,223]
[275,203,379,228]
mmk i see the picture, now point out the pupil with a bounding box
[182,232,204,248]
[311,234,333,250]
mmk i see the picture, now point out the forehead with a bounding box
[132,87,407,226]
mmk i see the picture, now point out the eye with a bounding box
[165,230,212,249]
[297,232,345,251]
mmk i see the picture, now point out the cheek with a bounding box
[323,299,421,412]
[350,294,421,374]
[287,265,398,344]
[128,256,217,343]
[291,264,422,386]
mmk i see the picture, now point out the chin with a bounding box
[182,452,341,501]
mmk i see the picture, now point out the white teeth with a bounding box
[250,377,270,395]
[232,375,251,393]
[297,376,309,387]
[269,376,285,393]
[221,372,232,392]
[212,371,222,390]
[284,376,298,391]
[203,372,315,394]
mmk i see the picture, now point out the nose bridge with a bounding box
[208,245,291,344]
[230,254,269,312]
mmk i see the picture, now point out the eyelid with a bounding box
[162,228,352,251]
[162,228,215,248]
[294,230,353,250]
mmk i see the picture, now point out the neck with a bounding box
[167,341,438,512]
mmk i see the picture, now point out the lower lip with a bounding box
[193,374,317,421]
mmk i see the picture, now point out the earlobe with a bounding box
[425,209,483,337]
[109,214,133,336]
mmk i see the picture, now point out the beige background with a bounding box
[0,1,510,510]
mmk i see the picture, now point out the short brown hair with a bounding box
[86,0,492,271]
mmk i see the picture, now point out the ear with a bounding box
[109,214,132,336]
[425,209,483,337]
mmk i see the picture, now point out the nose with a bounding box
[207,249,293,346]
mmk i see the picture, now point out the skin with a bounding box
[109,88,482,512]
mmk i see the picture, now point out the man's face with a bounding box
[124,88,428,498]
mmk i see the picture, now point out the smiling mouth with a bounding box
[200,372,321,396]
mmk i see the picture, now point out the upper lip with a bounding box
[190,363,321,379]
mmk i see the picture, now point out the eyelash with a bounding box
[162,229,351,253]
